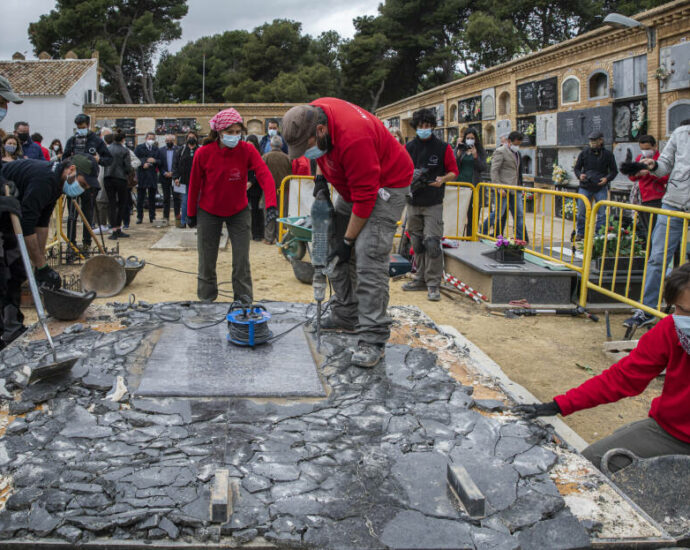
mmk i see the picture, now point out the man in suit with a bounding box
[483,130,529,242]
[134,132,161,223]
[159,134,181,223]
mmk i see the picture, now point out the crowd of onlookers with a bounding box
[0,115,314,247]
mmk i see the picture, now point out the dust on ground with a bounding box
[27,221,663,444]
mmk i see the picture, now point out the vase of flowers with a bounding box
[495,235,527,263]
[631,102,646,138]
[591,221,646,273]
[552,164,568,187]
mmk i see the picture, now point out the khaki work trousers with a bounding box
[407,203,444,288]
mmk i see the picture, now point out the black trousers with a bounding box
[104,176,129,229]
[0,221,25,344]
[639,198,663,243]
[161,179,181,219]
[247,185,264,240]
[136,186,157,222]
[67,187,96,246]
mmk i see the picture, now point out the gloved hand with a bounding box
[35,265,62,290]
[187,215,197,228]
[512,401,561,419]
[312,175,329,198]
[328,238,353,266]
[0,196,21,217]
[265,206,279,225]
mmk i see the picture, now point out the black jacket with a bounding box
[172,145,198,187]
[134,143,161,189]
[104,142,133,181]
[158,144,179,182]
[405,135,449,207]
[574,146,618,191]
[63,131,113,167]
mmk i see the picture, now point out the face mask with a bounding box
[146,139,155,147]
[268,129,278,137]
[0,108,6,122]
[641,149,655,158]
[17,132,29,142]
[465,138,475,147]
[416,129,432,140]
[304,145,326,160]
[221,134,241,149]
[53,145,60,151]
[62,176,85,198]
[510,144,520,153]
[4,144,17,155]
[166,142,174,149]
[187,138,197,146]
[76,128,88,136]
[674,314,690,354]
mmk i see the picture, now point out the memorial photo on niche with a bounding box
[458,96,482,122]
[614,100,647,141]
[535,77,558,111]
[517,82,537,114]
[155,118,197,135]
[517,116,536,146]
[116,118,136,135]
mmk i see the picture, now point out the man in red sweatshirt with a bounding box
[283,98,414,367]
[628,134,669,241]
[187,108,277,303]
[514,263,690,474]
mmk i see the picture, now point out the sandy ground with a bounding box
[30,220,663,445]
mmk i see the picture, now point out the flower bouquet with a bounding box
[631,102,646,138]
[495,235,527,263]
[525,123,535,137]
[552,164,568,187]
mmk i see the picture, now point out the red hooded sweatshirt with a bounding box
[291,156,311,176]
[555,315,690,443]
[187,140,277,218]
[311,98,414,218]
[628,150,669,203]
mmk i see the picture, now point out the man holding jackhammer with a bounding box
[282,98,414,368]
[402,108,458,301]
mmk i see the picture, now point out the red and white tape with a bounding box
[443,273,488,303]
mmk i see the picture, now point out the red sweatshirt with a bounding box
[555,316,690,443]
[628,151,669,203]
[187,140,277,218]
[39,145,50,161]
[311,97,414,218]
[292,156,311,176]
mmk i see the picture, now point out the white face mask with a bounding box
[641,149,655,158]
[465,138,475,147]
[146,139,155,147]
[510,144,520,153]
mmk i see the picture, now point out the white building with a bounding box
[0,52,101,145]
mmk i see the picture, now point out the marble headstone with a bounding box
[517,82,537,115]
[613,142,642,184]
[536,113,557,146]
[612,54,647,99]
[520,148,536,177]
[535,77,558,111]
[557,106,613,146]
[482,88,496,120]
[659,42,690,92]
[537,148,558,181]
[517,116,536,146]
[558,148,582,186]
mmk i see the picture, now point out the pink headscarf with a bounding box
[209,108,243,131]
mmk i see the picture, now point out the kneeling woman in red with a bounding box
[514,263,690,474]
[187,108,277,302]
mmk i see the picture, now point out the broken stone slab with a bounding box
[81,371,114,391]
[28,502,61,536]
[517,509,590,549]
[471,527,520,550]
[251,462,300,482]
[381,509,475,549]
[131,398,192,423]
[474,399,508,412]
[494,491,565,533]
[158,516,179,539]
[512,445,558,477]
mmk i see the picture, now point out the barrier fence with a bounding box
[276,175,689,315]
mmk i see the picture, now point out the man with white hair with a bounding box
[261,135,291,244]
[159,134,181,223]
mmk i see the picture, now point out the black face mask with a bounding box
[187,138,197,146]
[166,142,174,149]
[17,132,30,142]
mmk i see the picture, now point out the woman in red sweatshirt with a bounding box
[515,263,690,474]
[187,108,277,303]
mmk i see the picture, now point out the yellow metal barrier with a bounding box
[580,200,690,318]
[476,181,592,266]
[424,182,476,241]
[278,175,315,242]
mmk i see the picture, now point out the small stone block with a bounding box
[210,469,231,523]
[447,462,486,518]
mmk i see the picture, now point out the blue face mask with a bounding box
[4,144,16,155]
[63,176,85,198]
[416,128,432,140]
[268,129,278,137]
[673,314,690,336]
[304,145,326,160]
[76,128,88,136]
[0,108,6,122]
[221,134,241,149]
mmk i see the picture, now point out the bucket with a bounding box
[80,255,127,298]
[40,288,97,321]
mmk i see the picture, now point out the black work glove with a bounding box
[2,180,19,198]
[512,401,561,419]
[265,206,279,225]
[0,196,21,217]
[187,215,197,228]
[313,175,329,198]
[35,265,62,290]
[328,238,354,266]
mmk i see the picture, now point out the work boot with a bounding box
[623,309,654,328]
[351,342,385,368]
[315,314,356,333]
[136,218,143,225]
[427,286,441,301]
[402,278,426,291]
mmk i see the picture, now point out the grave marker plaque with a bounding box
[660,42,690,92]
[116,118,136,135]
[535,77,558,111]
[668,101,690,134]
[155,118,197,135]
[614,99,647,141]
[536,113,557,146]
[558,148,582,186]
[517,82,537,114]
[537,148,558,182]
[458,96,482,122]
[613,142,642,184]
[496,119,511,147]
[557,106,612,146]
[517,116,536,146]
[482,88,496,120]
[612,55,647,99]
[520,148,536,177]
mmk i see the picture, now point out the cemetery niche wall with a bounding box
[517,77,558,114]
[517,116,536,146]
[614,100,647,142]
[557,106,613,147]
[482,88,496,120]
[458,96,482,122]
[537,148,559,183]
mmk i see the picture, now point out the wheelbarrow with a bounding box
[277,216,312,261]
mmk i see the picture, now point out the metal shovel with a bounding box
[5,190,81,382]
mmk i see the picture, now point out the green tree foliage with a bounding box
[28,0,188,103]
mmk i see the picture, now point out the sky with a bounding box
[0,0,381,60]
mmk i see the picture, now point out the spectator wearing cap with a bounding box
[0,154,100,345]
[282,98,413,368]
[259,119,288,155]
[30,133,51,161]
[573,131,618,239]
[261,135,292,244]
[187,108,278,303]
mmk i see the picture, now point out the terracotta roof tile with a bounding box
[0,59,96,96]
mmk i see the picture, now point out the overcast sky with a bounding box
[0,0,381,60]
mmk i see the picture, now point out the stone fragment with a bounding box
[159,517,179,539]
[56,525,82,544]
[471,527,521,550]
[132,398,192,423]
[242,473,271,493]
[81,371,113,391]
[517,510,591,549]
[381,510,474,549]
[59,405,114,439]
[512,446,558,477]
[252,462,300,482]
[6,487,43,510]
[44,489,73,513]
[447,462,486,518]
[9,400,35,415]
[6,418,28,435]
[232,527,258,543]
[122,466,195,489]
[29,502,60,536]
[105,376,128,402]
[495,491,565,532]
[0,442,13,467]
[0,378,12,399]
[270,477,319,500]
[494,436,534,460]
[473,399,507,412]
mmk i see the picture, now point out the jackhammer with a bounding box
[311,186,335,351]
